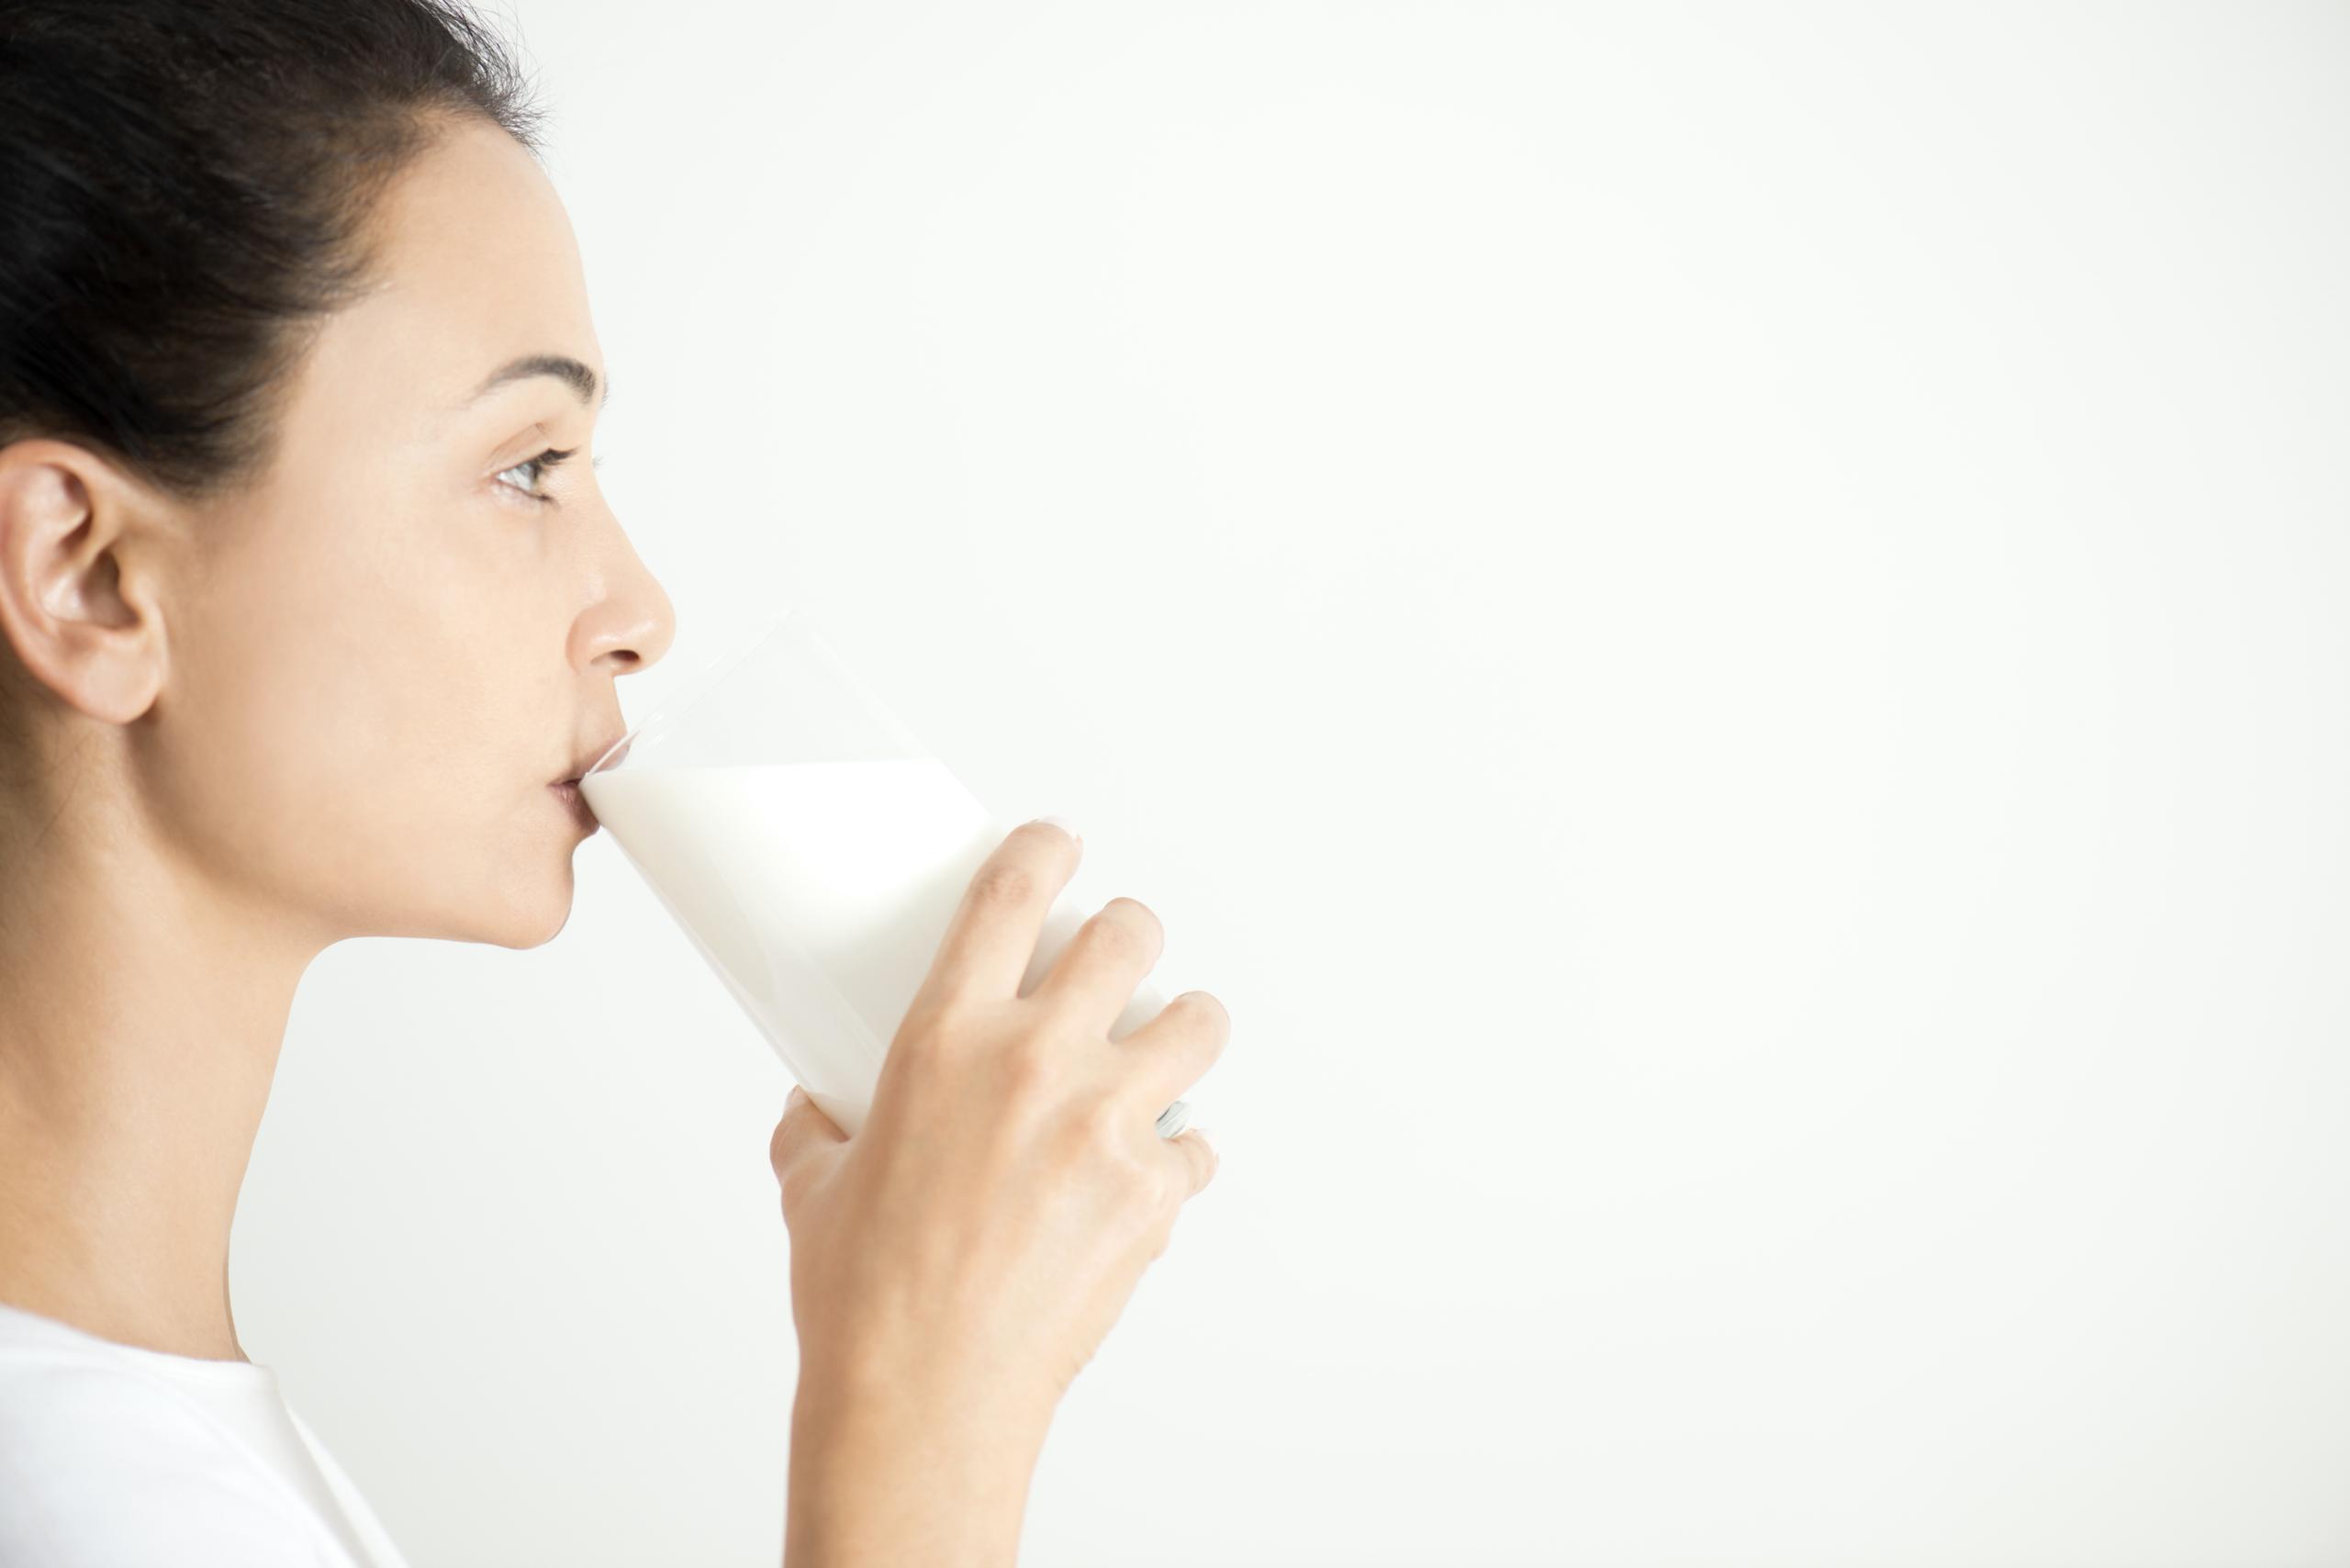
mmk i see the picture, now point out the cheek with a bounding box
[150,489,581,937]
[154,633,447,913]
[151,543,498,919]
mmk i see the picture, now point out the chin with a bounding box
[507,878,579,949]
[450,862,579,950]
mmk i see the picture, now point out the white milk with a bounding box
[580,757,1173,1137]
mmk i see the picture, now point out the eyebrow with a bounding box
[464,353,611,411]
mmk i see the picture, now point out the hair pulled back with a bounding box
[0,0,546,502]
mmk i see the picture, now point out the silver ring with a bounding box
[1155,1100,1192,1140]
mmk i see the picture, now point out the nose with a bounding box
[571,532,677,677]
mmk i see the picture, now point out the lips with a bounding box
[549,778,599,830]
[555,732,630,787]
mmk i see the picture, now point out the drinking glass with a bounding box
[577,604,1195,1142]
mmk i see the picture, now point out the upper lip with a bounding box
[555,731,629,785]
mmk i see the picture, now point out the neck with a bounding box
[0,789,326,1363]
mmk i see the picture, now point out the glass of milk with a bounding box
[576,605,1194,1143]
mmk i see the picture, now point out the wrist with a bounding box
[786,1351,1055,1568]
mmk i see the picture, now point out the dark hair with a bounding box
[0,0,548,503]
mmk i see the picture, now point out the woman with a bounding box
[0,2,1226,1563]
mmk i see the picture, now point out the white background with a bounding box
[230,3,2350,1563]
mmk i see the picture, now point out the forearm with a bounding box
[783,1361,1053,1568]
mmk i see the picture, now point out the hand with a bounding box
[768,817,1225,1555]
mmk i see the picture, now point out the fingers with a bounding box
[769,1084,846,1213]
[1117,988,1232,1115]
[1027,897,1165,1034]
[1162,1126,1220,1199]
[911,820,1085,1014]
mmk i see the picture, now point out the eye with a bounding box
[496,445,580,506]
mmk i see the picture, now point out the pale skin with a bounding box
[774,817,1225,1565]
[0,111,1223,1564]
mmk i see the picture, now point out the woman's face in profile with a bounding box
[151,114,674,950]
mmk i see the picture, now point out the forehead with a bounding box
[291,117,599,431]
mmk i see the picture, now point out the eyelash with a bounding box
[497,446,602,506]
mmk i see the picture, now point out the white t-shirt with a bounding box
[0,1301,410,1567]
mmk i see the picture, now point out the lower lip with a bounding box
[550,779,599,831]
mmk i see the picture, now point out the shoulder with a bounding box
[0,1353,342,1567]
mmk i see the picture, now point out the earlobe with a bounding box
[0,441,170,728]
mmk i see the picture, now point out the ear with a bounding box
[0,440,174,727]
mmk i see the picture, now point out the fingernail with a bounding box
[1191,1125,1218,1159]
[1033,814,1082,846]
[787,1084,809,1110]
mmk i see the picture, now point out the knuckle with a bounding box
[892,992,964,1055]
[1059,1099,1156,1187]
[1080,910,1140,961]
[1077,1090,1138,1148]
[999,1030,1065,1096]
[968,859,1035,909]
